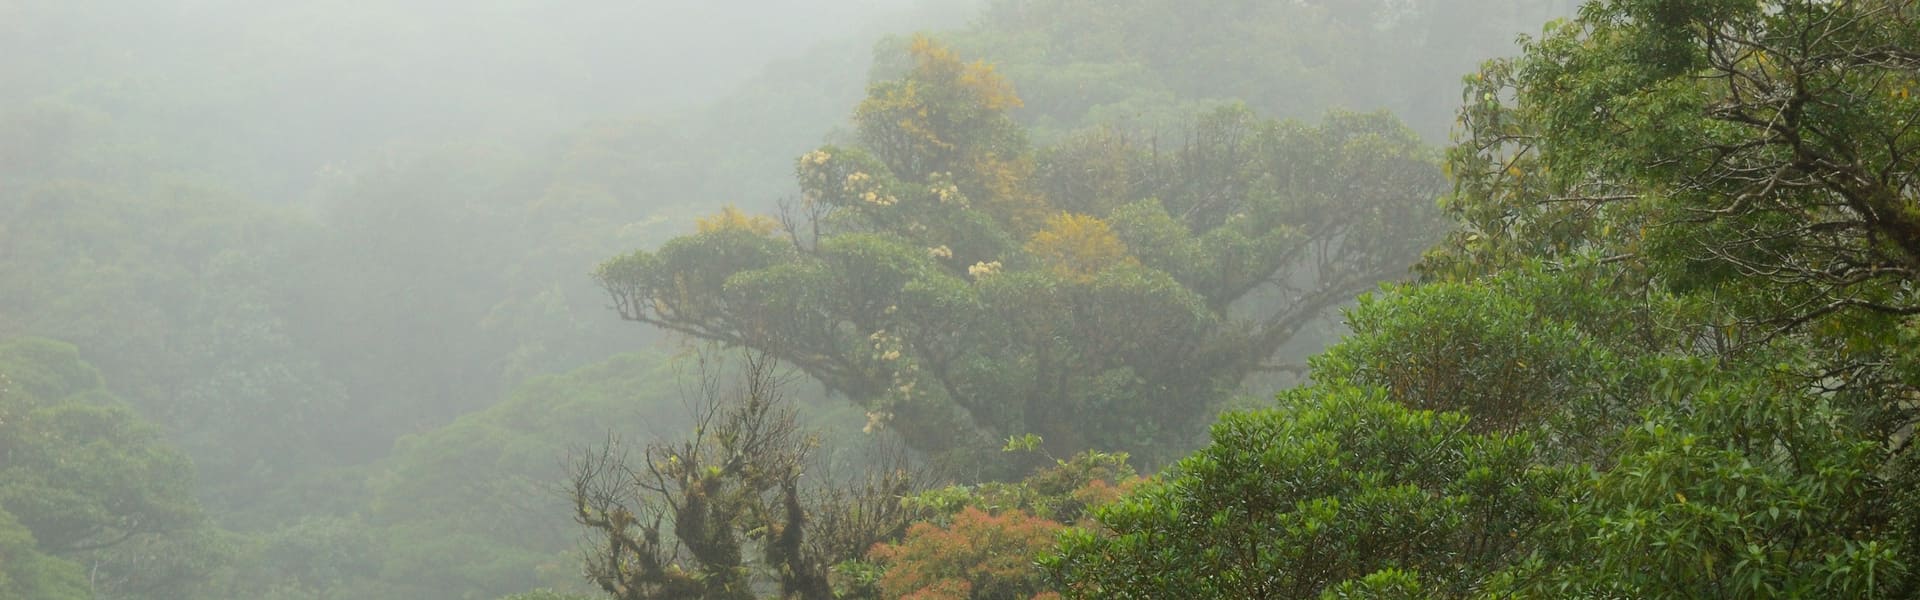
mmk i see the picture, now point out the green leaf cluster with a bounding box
[1045,382,1564,598]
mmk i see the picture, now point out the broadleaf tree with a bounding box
[1044,0,1920,597]
[595,37,1445,464]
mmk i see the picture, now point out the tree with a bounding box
[0,337,225,599]
[595,39,1445,464]
[1536,363,1914,598]
[0,506,89,600]
[1324,1,1920,594]
[1426,1,1920,577]
[1430,0,1920,432]
[1328,274,1918,597]
[868,507,1063,600]
[851,444,1137,600]
[1042,383,1565,599]
[567,352,921,600]
[856,35,1046,233]
[356,352,694,600]
[1034,1,1920,597]
[1045,261,1919,597]
[1308,261,1690,463]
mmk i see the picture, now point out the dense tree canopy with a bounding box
[1049,1,1920,598]
[1428,0,1920,477]
[21,0,1920,598]
[1044,383,1563,598]
[0,337,225,599]
[596,38,1445,465]
[0,507,89,600]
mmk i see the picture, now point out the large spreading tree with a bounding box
[595,37,1444,463]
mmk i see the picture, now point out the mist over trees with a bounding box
[7,0,1918,599]
[594,37,1445,467]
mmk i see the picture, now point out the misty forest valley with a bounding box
[7,0,1920,598]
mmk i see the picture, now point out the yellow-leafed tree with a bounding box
[1025,212,1134,281]
[695,205,780,236]
[855,35,1047,233]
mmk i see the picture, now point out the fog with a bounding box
[3,0,974,196]
[46,1,1907,599]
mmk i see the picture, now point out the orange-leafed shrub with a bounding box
[869,506,1064,600]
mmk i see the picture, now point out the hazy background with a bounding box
[0,1,1573,597]
[2,0,979,198]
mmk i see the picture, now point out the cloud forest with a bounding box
[4,1,1918,598]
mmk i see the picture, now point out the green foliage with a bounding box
[908,447,1140,528]
[0,337,224,599]
[597,40,1445,466]
[1310,263,1685,463]
[220,516,384,599]
[48,2,1920,599]
[1044,384,1564,599]
[0,1,1598,599]
[0,507,90,600]
[1416,5,1920,593]
[362,352,688,599]
[1061,3,1920,598]
[858,35,1043,232]
[1270,262,1917,599]
[0,175,356,501]
[0,339,202,553]
[1431,0,1920,359]
[1318,276,1605,434]
[2,35,700,526]
[1514,362,1912,598]
[1320,569,1428,600]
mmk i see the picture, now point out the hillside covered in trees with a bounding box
[5,0,1917,599]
